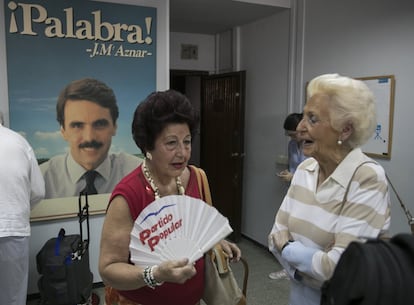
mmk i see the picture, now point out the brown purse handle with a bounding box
[191,166,250,296]
[190,165,212,205]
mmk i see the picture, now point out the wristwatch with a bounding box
[281,239,294,252]
[294,270,303,282]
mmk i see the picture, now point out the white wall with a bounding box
[170,32,215,72]
[169,13,292,246]
[239,12,292,245]
[240,0,414,244]
[299,0,414,235]
[182,0,414,245]
[0,0,8,125]
[217,30,234,73]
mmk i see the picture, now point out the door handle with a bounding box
[231,153,245,158]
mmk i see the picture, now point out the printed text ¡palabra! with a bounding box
[6,1,153,44]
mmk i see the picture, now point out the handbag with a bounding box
[190,165,248,305]
[203,244,247,305]
[320,233,414,305]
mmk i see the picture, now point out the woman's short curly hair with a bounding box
[307,73,377,148]
[132,89,199,154]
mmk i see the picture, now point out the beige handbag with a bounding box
[191,166,248,305]
[203,244,247,305]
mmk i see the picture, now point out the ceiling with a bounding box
[169,0,288,35]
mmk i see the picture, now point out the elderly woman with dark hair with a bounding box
[269,74,391,305]
[99,89,241,305]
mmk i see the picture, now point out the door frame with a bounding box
[170,70,246,242]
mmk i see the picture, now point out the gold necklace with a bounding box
[142,158,185,199]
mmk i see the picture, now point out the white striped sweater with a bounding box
[270,148,390,283]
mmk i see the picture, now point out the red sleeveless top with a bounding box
[109,165,205,305]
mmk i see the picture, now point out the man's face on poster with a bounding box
[61,99,117,171]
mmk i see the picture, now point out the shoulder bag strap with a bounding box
[190,165,213,205]
[341,161,376,214]
[342,161,374,202]
[385,173,414,233]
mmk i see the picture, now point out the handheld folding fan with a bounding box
[129,195,233,267]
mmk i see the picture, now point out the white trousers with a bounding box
[0,236,29,305]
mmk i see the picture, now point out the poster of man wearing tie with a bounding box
[2,0,162,210]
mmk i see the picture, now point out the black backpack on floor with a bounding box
[320,233,414,305]
[36,193,93,305]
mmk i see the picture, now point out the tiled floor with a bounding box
[27,236,290,305]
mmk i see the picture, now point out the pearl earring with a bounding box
[337,140,343,145]
[146,152,153,160]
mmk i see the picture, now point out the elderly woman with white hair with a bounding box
[269,73,391,305]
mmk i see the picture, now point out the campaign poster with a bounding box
[4,0,156,159]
